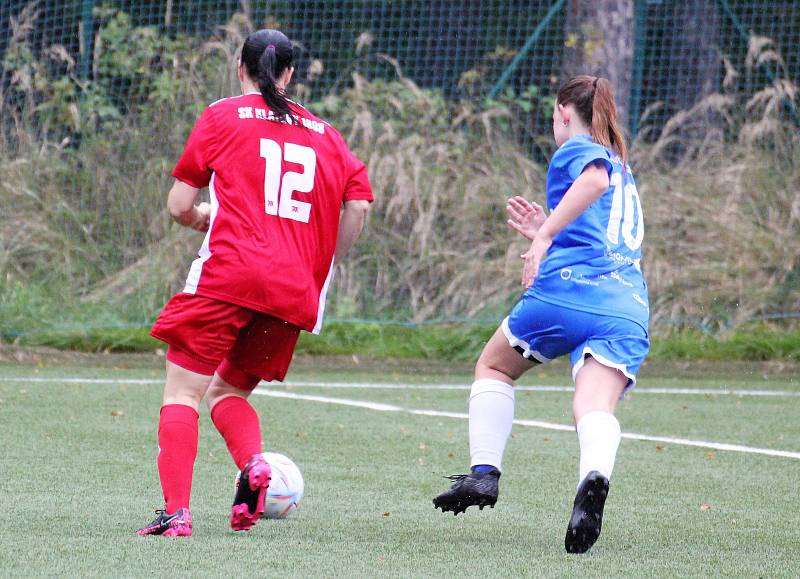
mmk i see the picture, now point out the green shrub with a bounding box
[1,8,797,341]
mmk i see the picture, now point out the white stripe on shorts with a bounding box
[501,317,550,363]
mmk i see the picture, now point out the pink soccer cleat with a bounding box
[136,508,193,537]
[230,454,272,531]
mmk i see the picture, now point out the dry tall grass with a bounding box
[634,35,799,329]
[314,72,545,321]
[1,8,797,332]
[641,149,799,329]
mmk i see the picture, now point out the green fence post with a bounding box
[80,0,93,81]
[628,0,647,138]
[487,0,567,101]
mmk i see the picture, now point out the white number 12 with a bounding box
[260,138,316,223]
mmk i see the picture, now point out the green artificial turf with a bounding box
[1,361,798,577]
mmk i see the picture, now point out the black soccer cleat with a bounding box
[565,471,609,554]
[432,469,500,515]
[136,507,193,537]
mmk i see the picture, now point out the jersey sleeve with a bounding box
[565,141,613,182]
[171,106,217,188]
[343,150,374,202]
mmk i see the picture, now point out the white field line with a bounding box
[3,374,799,459]
[252,388,800,460]
[271,381,800,398]
[3,376,800,398]
[2,377,164,384]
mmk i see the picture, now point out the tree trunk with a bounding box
[562,0,634,127]
[655,0,723,159]
[664,0,721,114]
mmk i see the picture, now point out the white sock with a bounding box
[576,410,621,485]
[468,378,515,472]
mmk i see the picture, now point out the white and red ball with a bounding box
[236,452,304,519]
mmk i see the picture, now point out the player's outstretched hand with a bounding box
[506,196,546,241]
[521,232,552,287]
[192,202,211,232]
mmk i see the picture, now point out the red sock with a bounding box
[210,396,263,470]
[157,404,199,514]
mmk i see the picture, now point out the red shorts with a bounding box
[150,293,300,389]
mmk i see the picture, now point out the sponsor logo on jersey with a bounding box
[237,106,325,134]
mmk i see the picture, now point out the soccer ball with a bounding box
[236,452,304,519]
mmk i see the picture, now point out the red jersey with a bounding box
[171,93,373,333]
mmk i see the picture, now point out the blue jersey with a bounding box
[528,134,649,329]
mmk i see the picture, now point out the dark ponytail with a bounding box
[241,29,295,122]
[557,75,628,165]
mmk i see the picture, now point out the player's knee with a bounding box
[475,350,527,383]
[475,361,513,384]
[163,390,205,410]
[204,385,221,410]
[205,382,234,410]
[572,390,618,419]
[474,355,497,379]
[476,342,502,370]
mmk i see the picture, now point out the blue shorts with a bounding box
[502,295,649,387]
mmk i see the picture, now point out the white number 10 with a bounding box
[260,138,316,223]
[606,171,644,250]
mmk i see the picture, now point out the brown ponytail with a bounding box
[557,75,628,165]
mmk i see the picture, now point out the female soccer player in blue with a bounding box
[433,75,648,554]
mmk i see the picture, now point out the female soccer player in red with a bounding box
[433,76,648,554]
[136,29,373,537]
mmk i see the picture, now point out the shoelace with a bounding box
[152,509,178,523]
[140,509,168,530]
[444,474,469,482]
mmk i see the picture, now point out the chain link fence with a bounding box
[3,1,797,135]
[1,0,798,331]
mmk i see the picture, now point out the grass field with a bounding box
[1,354,799,577]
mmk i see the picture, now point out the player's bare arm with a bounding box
[521,162,609,286]
[167,179,211,232]
[335,199,371,262]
